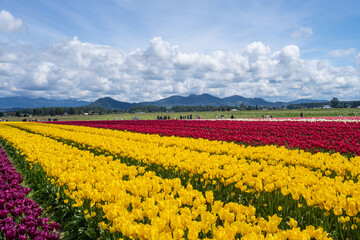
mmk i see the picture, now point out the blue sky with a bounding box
[0,0,359,102]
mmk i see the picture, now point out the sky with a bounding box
[0,0,360,103]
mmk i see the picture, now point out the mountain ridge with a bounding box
[0,97,90,109]
[88,93,328,109]
[0,94,329,110]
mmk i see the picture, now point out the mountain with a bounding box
[221,95,280,107]
[138,93,223,107]
[0,94,330,110]
[0,97,89,109]
[135,94,329,108]
[287,99,328,105]
[138,94,289,108]
[87,97,132,110]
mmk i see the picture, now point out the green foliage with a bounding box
[331,97,341,108]
[130,105,166,113]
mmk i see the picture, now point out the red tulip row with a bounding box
[51,120,360,155]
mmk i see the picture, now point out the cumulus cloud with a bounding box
[329,48,356,57]
[291,26,313,38]
[0,10,26,34]
[356,53,360,67]
[0,36,359,102]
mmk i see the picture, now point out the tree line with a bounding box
[287,98,360,109]
[2,104,265,117]
[3,106,125,117]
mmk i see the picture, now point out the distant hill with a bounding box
[87,97,132,110]
[0,97,89,109]
[137,93,290,107]
[221,95,282,107]
[138,93,223,107]
[138,94,293,108]
[287,99,328,105]
[0,94,330,111]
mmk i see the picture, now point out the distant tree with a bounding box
[0,112,3,117]
[40,107,46,116]
[15,111,21,117]
[69,107,75,115]
[55,107,64,115]
[351,101,360,108]
[330,97,340,108]
[159,106,167,112]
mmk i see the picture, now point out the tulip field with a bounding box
[0,119,360,239]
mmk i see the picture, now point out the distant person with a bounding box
[300,112,304,118]
[231,115,234,119]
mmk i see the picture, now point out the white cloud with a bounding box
[329,48,356,57]
[0,10,26,34]
[0,36,359,102]
[291,26,313,38]
[356,53,360,67]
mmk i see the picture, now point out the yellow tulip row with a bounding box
[0,123,331,239]
[9,122,360,219]
[34,122,360,178]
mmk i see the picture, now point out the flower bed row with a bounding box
[0,123,335,239]
[26,122,359,178]
[0,146,59,240]
[51,120,360,156]
[12,122,360,218]
[6,122,360,239]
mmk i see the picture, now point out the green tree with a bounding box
[69,107,75,115]
[330,97,340,108]
[0,112,4,117]
[55,107,64,115]
[15,111,21,117]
